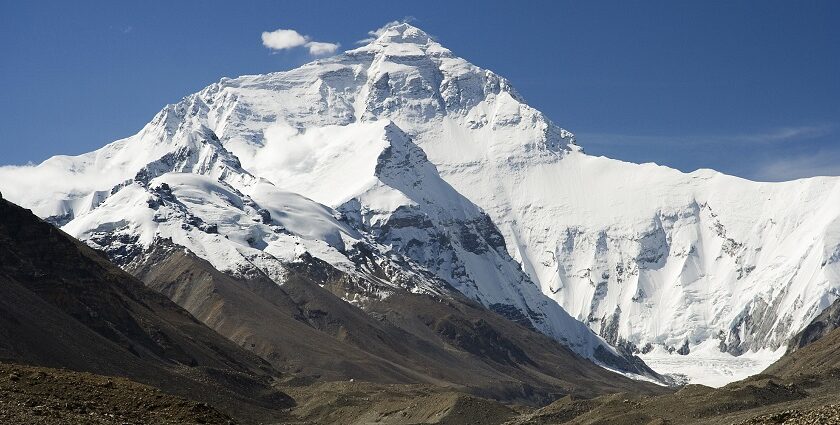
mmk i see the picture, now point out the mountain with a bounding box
[0,195,293,422]
[2,22,839,386]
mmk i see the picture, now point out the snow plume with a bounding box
[261,28,339,55]
[356,19,415,44]
[260,123,314,173]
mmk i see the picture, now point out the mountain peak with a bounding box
[372,22,433,45]
[350,22,450,58]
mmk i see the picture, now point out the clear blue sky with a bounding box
[1,1,838,181]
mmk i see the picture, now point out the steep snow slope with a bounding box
[2,22,838,384]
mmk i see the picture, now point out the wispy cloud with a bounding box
[731,125,835,144]
[752,148,840,181]
[261,28,339,56]
[578,123,840,181]
[579,124,835,148]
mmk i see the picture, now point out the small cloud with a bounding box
[261,27,339,56]
[261,28,308,50]
[305,41,340,55]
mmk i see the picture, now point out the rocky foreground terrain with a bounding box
[5,359,840,424]
[0,362,235,425]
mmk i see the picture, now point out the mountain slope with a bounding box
[130,239,665,403]
[0,195,293,422]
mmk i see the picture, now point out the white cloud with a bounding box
[261,28,339,56]
[305,41,339,56]
[261,28,308,50]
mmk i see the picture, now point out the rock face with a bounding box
[766,298,840,378]
[786,297,840,354]
[1,22,840,383]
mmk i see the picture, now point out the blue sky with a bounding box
[1,1,838,181]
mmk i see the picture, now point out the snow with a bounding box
[245,180,359,248]
[240,121,391,207]
[1,21,839,385]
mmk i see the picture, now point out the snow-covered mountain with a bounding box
[2,22,839,385]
